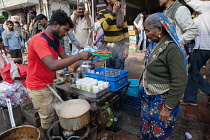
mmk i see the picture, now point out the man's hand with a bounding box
[78,51,94,60]
[158,108,170,122]
[13,58,23,63]
[123,48,129,59]
[92,42,97,46]
[137,28,141,32]
[113,1,121,14]
[74,10,79,18]
[84,11,90,18]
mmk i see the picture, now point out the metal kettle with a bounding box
[80,61,95,78]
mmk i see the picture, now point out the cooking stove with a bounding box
[47,120,97,140]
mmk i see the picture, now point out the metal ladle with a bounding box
[47,85,64,103]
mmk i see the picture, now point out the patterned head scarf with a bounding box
[145,13,188,72]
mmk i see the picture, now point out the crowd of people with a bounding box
[0,0,209,139]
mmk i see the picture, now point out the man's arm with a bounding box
[98,10,116,31]
[175,6,198,44]
[42,51,93,71]
[84,11,92,28]
[184,0,210,13]
[71,11,79,25]
[2,32,9,53]
[68,30,81,49]
[18,36,23,48]
[93,28,104,45]
[123,17,129,48]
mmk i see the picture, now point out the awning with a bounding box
[0,0,39,10]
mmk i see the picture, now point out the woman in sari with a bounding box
[140,13,188,139]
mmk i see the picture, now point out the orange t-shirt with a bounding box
[26,31,64,90]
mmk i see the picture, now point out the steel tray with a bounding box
[71,86,109,98]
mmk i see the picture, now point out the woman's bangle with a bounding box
[163,104,172,112]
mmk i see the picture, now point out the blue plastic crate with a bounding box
[114,95,141,116]
[85,67,128,91]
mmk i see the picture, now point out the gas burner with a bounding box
[47,120,90,140]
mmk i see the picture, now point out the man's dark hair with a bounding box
[104,0,108,5]
[6,20,13,25]
[48,9,74,28]
[35,14,48,22]
[28,10,37,16]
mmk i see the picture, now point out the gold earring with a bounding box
[158,33,161,38]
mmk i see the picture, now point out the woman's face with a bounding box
[144,23,159,42]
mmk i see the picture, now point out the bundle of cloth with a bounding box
[0,80,28,106]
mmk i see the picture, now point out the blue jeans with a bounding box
[137,30,147,51]
[184,49,210,104]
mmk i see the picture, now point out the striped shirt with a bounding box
[98,9,129,47]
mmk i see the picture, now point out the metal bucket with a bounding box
[57,109,90,131]
[56,99,91,131]
[0,125,40,140]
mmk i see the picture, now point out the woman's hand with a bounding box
[159,108,170,121]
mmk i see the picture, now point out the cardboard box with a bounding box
[129,44,137,52]
[129,35,139,44]
[127,25,136,30]
[128,30,138,35]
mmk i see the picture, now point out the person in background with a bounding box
[134,8,147,52]
[139,13,188,139]
[159,0,198,45]
[36,14,48,30]
[0,38,6,54]
[93,28,105,50]
[2,21,23,64]
[28,10,43,37]
[63,30,82,54]
[26,9,93,139]
[183,0,210,107]
[0,24,4,38]
[71,2,93,51]
[93,16,101,41]
[98,0,129,69]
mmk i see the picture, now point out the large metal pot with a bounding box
[0,125,40,140]
[56,99,90,131]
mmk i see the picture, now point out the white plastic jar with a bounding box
[81,82,86,90]
[104,82,109,88]
[92,86,99,93]
[98,83,104,90]
[86,84,92,92]
[76,81,81,89]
